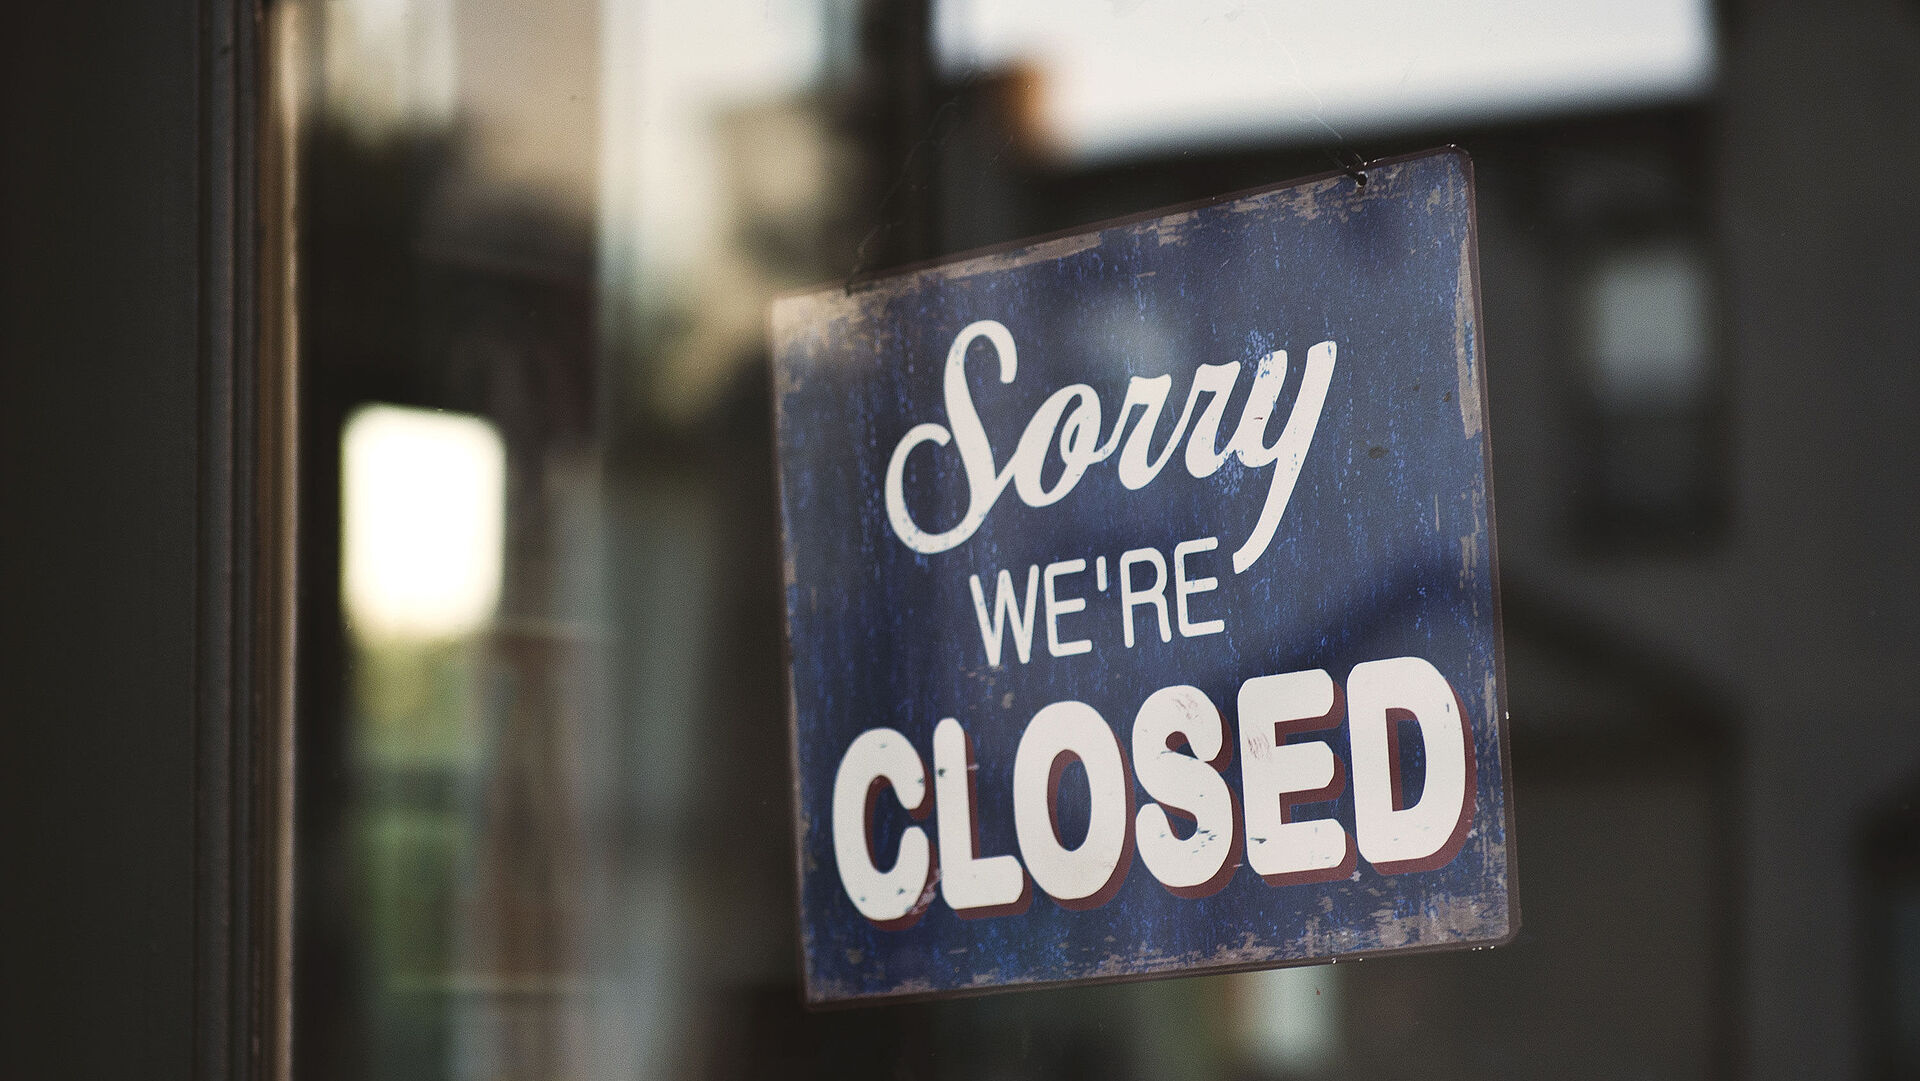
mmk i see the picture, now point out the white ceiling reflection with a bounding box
[938,0,1716,160]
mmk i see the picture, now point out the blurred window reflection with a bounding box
[296,1,1750,1079]
[322,0,458,137]
[1233,966,1344,1075]
[1582,242,1711,409]
[1575,238,1722,539]
[338,405,504,1079]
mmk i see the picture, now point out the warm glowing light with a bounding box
[342,404,505,640]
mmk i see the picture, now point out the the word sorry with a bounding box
[884,320,1337,574]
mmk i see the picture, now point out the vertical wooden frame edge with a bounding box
[192,0,297,1076]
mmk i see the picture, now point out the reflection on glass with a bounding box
[343,404,505,641]
[1234,966,1345,1075]
[936,0,1715,160]
[341,405,503,1079]
[1581,241,1710,409]
[300,0,1744,1078]
[1575,237,1720,539]
[322,0,457,137]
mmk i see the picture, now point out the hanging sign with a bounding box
[771,148,1516,1005]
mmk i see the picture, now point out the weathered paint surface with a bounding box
[772,149,1513,1005]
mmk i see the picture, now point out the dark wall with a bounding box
[4,0,254,1077]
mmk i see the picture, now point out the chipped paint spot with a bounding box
[1151,211,1198,245]
[1484,673,1498,737]
[959,233,1104,278]
[1454,229,1484,438]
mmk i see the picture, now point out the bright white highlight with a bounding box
[342,404,504,640]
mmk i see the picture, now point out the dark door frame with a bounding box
[5,1,291,1077]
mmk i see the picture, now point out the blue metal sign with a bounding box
[772,148,1514,1005]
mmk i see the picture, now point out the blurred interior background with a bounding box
[283,1,1920,1078]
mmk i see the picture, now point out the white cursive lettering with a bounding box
[883,320,1336,573]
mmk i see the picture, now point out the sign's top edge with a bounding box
[771,145,1471,312]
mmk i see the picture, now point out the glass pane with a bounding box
[287,1,1915,1079]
